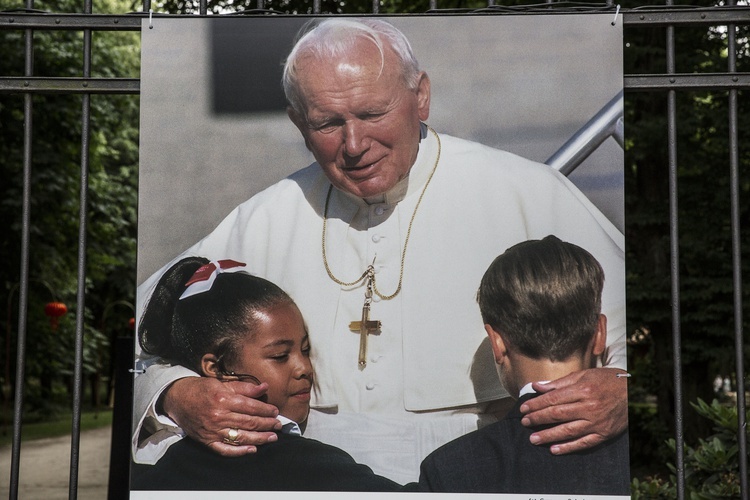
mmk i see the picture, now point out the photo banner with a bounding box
[133,14,628,499]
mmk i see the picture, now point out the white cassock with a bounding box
[132,125,626,484]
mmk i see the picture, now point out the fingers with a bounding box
[546,433,608,455]
[524,415,594,446]
[206,441,258,457]
[217,426,279,449]
[531,370,585,394]
[520,381,591,415]
[518,367,629,454]
[222,381,281,420]
[521,399,599,429]
[161,377,283,451]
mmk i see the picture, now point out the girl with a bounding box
[130,256,399,491]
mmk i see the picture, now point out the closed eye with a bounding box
[270,352,290,361]
[360,112,386,121]
[310,118,344,133]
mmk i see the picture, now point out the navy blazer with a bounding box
[131,432,400,492]
[417,393,631,494]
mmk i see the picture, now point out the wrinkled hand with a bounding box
[162,377,282,457]
[519,367,628,455]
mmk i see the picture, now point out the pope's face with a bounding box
[289,41,431,199]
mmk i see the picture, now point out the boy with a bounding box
[417,235,630,494]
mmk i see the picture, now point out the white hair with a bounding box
[282,18,421,117]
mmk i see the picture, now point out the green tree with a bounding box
[0,0,140,413]
[622,0,750,476]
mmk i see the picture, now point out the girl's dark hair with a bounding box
[139,257,294,373]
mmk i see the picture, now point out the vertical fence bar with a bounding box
[666,2,686,499]
[8,3,35,498]
[67,0,93,497]
[727,4,749,498]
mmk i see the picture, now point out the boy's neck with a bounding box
[509,352,589,397]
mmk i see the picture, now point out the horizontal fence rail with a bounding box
[1,3,748,500]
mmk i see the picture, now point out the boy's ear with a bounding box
[591,314,608,357]
[201,353,220,378]
[485,324,508,364]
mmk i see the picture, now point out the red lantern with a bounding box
[44,301,68,331]
[128,317,135,330]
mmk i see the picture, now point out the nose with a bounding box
[294,353,313,380]
[343,120,369,158]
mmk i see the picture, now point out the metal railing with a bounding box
[1,2,748,499]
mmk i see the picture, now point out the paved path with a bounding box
[0,426,111,500]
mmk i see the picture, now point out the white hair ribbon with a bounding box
[179,259,247,300]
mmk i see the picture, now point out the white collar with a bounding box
[276,415,302,436]
[518,381,550,398]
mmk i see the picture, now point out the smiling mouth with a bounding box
[292,390,311,402]
[342,156,384,172]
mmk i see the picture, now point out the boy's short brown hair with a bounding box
[477,235,604,361]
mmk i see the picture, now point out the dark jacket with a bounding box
[131,432,401,491]
[417,393,631,494]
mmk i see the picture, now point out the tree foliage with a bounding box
[632,399,748,499]
[621,1,750,482]
[0,0,140,413]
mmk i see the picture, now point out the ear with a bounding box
[591,314,608,357]
[287,106,312,151]
[415,72,431,122]
[485,324,508,365]
[201,353,220,378]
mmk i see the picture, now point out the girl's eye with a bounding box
[270,353,289,361]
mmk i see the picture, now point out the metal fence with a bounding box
[1,1,748,499]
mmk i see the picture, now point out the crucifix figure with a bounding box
[349,265,381,368]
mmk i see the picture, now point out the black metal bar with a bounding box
[107,335,135,500]
[0,13,142,30]
[623,6,750,27]
[1,8,749,31]
[68,0,93,496]
[8,10,35,500]
[625,73,750,91]
[666,7,686,500]
[0,77,140,94]
[726,5,749,499]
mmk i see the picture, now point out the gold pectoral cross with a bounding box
[349,266,381,368]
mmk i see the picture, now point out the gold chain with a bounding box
[321,125,442,300]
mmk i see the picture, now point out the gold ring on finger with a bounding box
[224,427,240,445]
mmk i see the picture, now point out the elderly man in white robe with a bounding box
[133,18,628,484]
